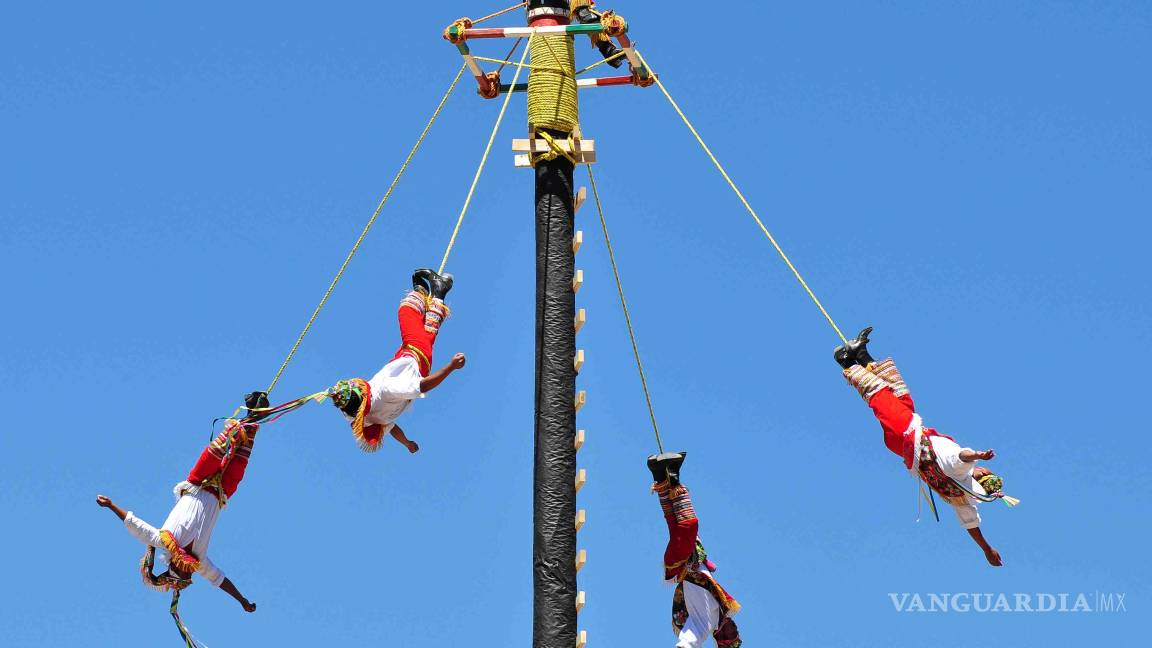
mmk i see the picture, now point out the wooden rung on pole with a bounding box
[572,270,584,293]
[572,230,583,254]
[576,591,586,612]
[576,630,587,648]
[513,138,597,156]
[574,349,585,373]
[575,549,587,571]
[575,509,586,531]
[574,187,588,213]
[574,308,586,333]
[575,468,587,492]
[574,390,586,411]
[574,429,586,451]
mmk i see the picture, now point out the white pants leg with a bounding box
[676,581,721,647]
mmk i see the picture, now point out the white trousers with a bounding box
[676,580,721,648]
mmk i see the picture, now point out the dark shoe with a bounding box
[833,345,855,369]
[412,268,435,295]
[573,5,598,24]
[429,272,454,300]
[655,451,687,486]
[646,455,665,483]
[597,40,624,68]
[244,391,270,420]
[845,326,875,366]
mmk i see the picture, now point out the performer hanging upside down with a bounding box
[95,391,270,608]
[570,1,625,68]
[329,268,466,453]
[648,452,742,648]
[834,327,1016,567]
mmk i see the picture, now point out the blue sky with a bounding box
[2,2,1150,646]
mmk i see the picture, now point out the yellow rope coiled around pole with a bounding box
[635,50,849,345]
[527,34,579,133]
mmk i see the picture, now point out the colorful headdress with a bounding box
[140,546,193,592]
[329,378,382,452]
[977,472,1020,507]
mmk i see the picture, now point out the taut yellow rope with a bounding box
[262,64,467,398]
[635,50,849,345]
[586,164,664,454]
[438,36,534,274]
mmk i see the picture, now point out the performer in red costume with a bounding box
[835,328,1016,567]
[330,269,466,453]
[95,391,269,607]
[648,453,742,648]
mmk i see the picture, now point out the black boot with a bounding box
[412,268,435,295]
[646,454,665,483]
[845,326,875,366]
[244,391,270,420]
[655,451,687,486]
[428,272,454,300]
[597,40,624,68]
[833,345,855,369]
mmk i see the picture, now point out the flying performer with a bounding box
[834,327,1015,566]
[570,0,624,67]
[648,452,743,648]
[329,268,466,453]
[95,391,270,607]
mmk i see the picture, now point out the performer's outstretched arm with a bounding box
[96,495,127,520]
[419,352,466,393]
[966,526,1003,567]
[220,578,257,612]
[389,423,420,454]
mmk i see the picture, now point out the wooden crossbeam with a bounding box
[574,308,586,333]
[574,349,585,373]
[575,509,586,531]
[512,140,596,168]
[575,468,587,492]
[574,429,586,451]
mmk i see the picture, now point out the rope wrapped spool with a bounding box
[527,34,578,133]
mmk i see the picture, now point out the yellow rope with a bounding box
[438,36,533,275]
[527,34,579,133]
[635,51,849,345]
[573,50,626,76]
[261,64,468,398]
[585,165,664,454]
[474,1,527,25]
[471,55,566,74]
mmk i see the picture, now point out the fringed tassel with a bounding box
[160,530,202,574]
[400,290,429,315]
[1001,495,1021,507]
[424,298,450,334]
[843,364,891,402]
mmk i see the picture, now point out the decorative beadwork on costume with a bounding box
[400,289,429,314]
[159,530,202,574]
[978,473,1004,495]
[843,364,890,401]
[424,298,450,334]
[656,483,697,524]
[871,357,910,398]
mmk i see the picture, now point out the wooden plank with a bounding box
[574,308,586,333]
[514,153,532,168]
[576,630,587,648]
[572,269,583,293]
[575,468,587,492]
[576,591,586,612]
[572,230,583,254]
[575,509,586,531]
[574,428,586,451]
[574,390,586,412]
[513,139,597,155]
[574,349,585,373]
[575,549,587,571]
[574,187,588,213]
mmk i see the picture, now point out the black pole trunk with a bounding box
[533,151,578,648]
